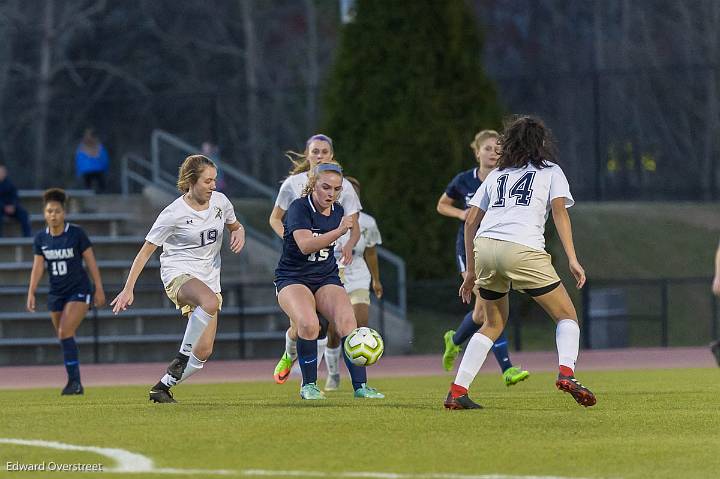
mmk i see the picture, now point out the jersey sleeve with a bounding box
[468,178,491,211]
[274,177,297,210]
[339,180,362,216]
[284,200,313,235]
[145,205,176,246]
[32,234,43,256]
[444,173,463,201]
[364,216,382,247]
[76,227,92,253]
[222,194,238,225]
[549,166,575,208]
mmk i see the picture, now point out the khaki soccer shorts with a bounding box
[165,274,223,317]
[348,288,371,306]
[473,237,560,296]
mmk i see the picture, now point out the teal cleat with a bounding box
[503,366,530,386]
[300,383,326,400]
[442,330,462,371]
[353,384,385,399]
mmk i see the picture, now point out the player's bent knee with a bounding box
[200,296,220,315]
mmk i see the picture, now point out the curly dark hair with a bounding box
[43,188,66,207]
[497,115,557,170]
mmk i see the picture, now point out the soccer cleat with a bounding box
[442,330,462,371]
[149,387,177,403]
[710,340,720,367]
[503,366,530,386]
[556,374,597,407]
[273,352,295,384]
[443,391,482,410]
[300,383,326,400]
[324,373,341,391]
[60,380,84,395]
[353,383,385,399]
[166,355,189,381]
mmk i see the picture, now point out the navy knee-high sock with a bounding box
[61,337,80,383]
[492,331,513,372]
[341,336,367,391]
[296,337,318,386]
[452,311,480,346]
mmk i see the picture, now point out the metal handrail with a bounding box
[151,129,277,199]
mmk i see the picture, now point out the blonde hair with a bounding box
[177,155,216,193]
[301,161,343,197]
[470,129,499,153]
[287,134,334,175]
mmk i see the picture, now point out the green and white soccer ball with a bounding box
[344,327,384,366]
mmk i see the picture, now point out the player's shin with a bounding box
[453,333,494,394]
[297,337,318,386]
[341,336,367,391]
[556,319,579,375]
[180,307,212,356]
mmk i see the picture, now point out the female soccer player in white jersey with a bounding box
[274,163,383,399]
[445,115,596,409]
[111,155,245,403]
[324,176,383,391]
[269,134,362,384]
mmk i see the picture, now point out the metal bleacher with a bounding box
[0,189,288,366]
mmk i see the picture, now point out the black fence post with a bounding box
[237,283,246,359]
[660,280,669,347]
[712,293,718,341]
[582,279,591,349]
[92,306,100,364]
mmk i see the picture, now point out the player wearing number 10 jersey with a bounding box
[27,188,106,396]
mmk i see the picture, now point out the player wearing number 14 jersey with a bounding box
[27,188,106,396]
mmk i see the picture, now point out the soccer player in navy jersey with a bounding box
[274,163,383,400]
[437,129,529,386]
[26,188,106,395]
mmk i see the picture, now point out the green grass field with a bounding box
[2,369,719,479]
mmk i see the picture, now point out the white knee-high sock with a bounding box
[317,336,328,368]
[325,346,342,375]
[454,333,494,389]
[179,307,212,356]
[556,319,580,372]
[285,330,298,361]
[160,352,206,388]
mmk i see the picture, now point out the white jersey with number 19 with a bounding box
[145,191,237,293]
[468,161,573,251]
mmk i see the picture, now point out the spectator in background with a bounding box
[201,141,225,192]
[75,127,109,193]
[0,163,32,237]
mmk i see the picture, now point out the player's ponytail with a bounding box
[43,188,67,208]
[177,155,216,193]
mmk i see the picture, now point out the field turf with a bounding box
[1,369,719,479]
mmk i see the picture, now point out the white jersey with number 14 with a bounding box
[145,191,237,292]
[469,161,573,251]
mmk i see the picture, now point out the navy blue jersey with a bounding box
[445,167,483,258]
[275,196,344,283]
[33,223,92,296]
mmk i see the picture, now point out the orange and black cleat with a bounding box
[556,374,597,407]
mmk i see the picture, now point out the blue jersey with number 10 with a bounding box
[33,223,92,296]
[275,196,344,283]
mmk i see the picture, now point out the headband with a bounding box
[306,134,333,148]
[314,163,343,175]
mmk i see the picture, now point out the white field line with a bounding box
[0,438,597,479]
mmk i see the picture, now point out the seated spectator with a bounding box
[0,163,32,237]
[75,127,109,193]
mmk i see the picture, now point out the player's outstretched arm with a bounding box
[437,193,467,221]
[111,241,158,314]
[459,206,484,304]
[227,221,245,253]
[82,247,105,307]
[269,206,286,238]
[551,197,585,289]
[26,255,46,312]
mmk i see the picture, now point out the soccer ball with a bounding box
[344,327,384,366]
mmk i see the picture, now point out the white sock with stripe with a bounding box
[179,307,212,356]
[285,330,298,361]
[160,352,206,388]
[556,319,580,372]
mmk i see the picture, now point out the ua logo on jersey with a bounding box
[214,207,222,219]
